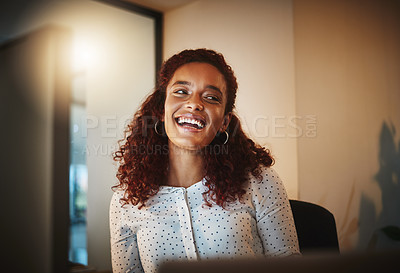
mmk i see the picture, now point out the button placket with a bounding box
[176,188,198,260]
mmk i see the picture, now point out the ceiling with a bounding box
[123,0,198,12]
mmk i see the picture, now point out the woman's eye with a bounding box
[174,89,188,95]
[205,95,221,103]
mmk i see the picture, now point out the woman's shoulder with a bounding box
[246,165,290,210]
[109,189,148,223]
[247,165,282,185]
[246,165,287,195]
[109,189,140,214]
[110,189,125,212]
[110,188,125,203]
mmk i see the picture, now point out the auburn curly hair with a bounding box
[113,48,274,208]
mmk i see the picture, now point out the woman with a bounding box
[110,49,300,273]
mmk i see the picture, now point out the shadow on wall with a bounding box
[337,183,359,250]
[358,121,400,251]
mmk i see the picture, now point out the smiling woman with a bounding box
[111,49,300,273]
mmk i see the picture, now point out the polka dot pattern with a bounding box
[109,167,300,273]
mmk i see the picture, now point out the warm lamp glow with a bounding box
[72,38,96,72]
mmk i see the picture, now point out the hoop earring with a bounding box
[155,120,162,135]
[222,130,229,145]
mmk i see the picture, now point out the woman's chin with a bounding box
[168,140,208,153]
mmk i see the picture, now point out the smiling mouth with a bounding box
[175,117,206,129]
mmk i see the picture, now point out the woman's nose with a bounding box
[186,95,204,111]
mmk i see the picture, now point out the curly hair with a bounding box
[113,48,274,208]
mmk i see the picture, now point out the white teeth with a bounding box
[177,117,204,128]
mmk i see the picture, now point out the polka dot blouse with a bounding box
[109,166,300,273]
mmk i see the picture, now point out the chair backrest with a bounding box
[289,200,340,254]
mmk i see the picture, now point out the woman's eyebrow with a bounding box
[171,80,191,86]
[171,81,223,96]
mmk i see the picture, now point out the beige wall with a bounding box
[294,0,400,251]
[164,0,299,199]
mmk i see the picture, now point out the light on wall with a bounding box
[72,37,98,72]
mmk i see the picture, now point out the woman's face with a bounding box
[163,62,231,151]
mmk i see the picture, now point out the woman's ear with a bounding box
[220,112,232,132]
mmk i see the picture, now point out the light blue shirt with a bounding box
[110,166,300,273]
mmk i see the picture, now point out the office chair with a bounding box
[289,200,340,254]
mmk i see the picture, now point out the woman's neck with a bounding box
[167,143,205,188]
